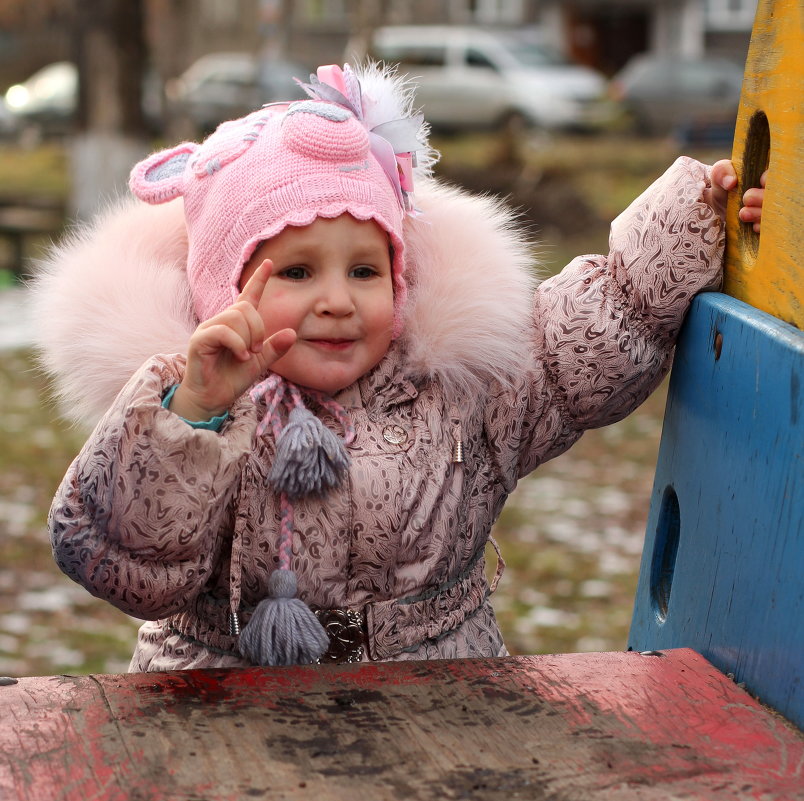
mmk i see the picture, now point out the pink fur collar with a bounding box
[30,178,538,427]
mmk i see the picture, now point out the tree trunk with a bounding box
[344,0,388,63]
[69,0,150,220]
[147,0,196,142]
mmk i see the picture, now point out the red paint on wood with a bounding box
[0,675,138,801]
[2,649,802,800]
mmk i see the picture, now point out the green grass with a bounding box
[0,143,69,202]
[489,384,667,656]
[0,350,140,676]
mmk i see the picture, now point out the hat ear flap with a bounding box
[129,142,198,204]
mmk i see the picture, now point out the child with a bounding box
[32,63,763,670]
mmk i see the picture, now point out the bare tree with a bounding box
[74,1,148,135]
[145,0,195,141]
[344,0,389,63]
[0,0,72,84]
[69,0,150,219]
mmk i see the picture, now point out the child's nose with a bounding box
[314,277,354,317]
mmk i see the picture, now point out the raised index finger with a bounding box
[238,258,272,308]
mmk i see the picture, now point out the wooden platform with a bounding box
[2,649,802,800]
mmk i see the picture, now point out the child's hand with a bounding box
[708,159,767,233]
[739,169,767,233]
[170,259,296,422]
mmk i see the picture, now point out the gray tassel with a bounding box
[238,570,329,666]
[269,406,350,497]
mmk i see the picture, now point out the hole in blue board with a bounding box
[650,485,681,623]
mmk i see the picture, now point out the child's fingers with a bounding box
[711,159,737,191]
[741,187,764,208]
[199,303,266,356]
[740,169,766,234]
[739,203,762,234]
[238,259,273,308]
[739,208,763,238]
[231,300,267,354]
[739,205,762,222]
[260,328,297,365]
[194,322,253,362]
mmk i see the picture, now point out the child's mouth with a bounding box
[306,338,355,351]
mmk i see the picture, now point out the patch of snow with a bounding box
[0,288,34,351]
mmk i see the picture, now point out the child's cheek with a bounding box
[259,289,292,330]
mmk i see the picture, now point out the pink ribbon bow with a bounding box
[297,63,423,212]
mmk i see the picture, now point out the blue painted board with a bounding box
[629,292,803,729]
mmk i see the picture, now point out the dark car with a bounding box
[611,54,744,139]
[167,52,309,134]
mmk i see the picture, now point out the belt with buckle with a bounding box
[312,606,368,664]
[188,595,369,664]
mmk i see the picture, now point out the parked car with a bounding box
[167,52,309,134]
[4,61,164,141]
[371,26,614,133]
[4,61,77,139]
[610,54,744,138]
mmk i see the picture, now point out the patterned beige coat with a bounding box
[35,159,724,671]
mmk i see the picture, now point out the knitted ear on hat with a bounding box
[129,142,199,204]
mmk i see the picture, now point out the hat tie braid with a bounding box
[233,373,353,666]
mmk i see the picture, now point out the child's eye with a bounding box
[280,266,308,280]
[350,265,378,279]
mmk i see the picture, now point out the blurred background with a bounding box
[0,0,755,676]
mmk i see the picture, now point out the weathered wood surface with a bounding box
[724,0,803,328]
[628,292,804,730]
[1,649,802,801]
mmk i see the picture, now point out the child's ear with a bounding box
[129,142,199,204]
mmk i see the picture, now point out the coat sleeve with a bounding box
[49,354,256,620]
[485,156,725,486]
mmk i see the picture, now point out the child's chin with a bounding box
[272,369,354,397]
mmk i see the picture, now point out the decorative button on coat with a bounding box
[382,425,408,446]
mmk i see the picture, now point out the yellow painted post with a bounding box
[725,0,803,329]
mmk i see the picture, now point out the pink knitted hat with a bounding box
[129,64,429,337]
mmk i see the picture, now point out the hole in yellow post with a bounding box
[739,110,770,258]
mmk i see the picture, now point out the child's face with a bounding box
[240,214,395,395]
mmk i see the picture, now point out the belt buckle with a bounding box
[313,607,366,664]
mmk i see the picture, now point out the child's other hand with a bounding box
[708,159,766,233]
[171,259,296,422]
[707,159,738,220]
[739,169,767,234]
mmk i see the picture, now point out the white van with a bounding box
[371,26,613,133]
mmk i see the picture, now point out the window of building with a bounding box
[706,0,758,31]
[448,0,525,25]
[376,44,447,69]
